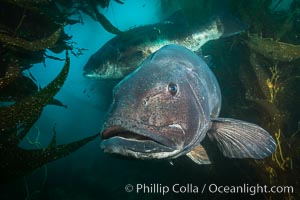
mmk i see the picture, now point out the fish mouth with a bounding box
[83,69,121,80]
[83,63,107,79]
[100,119,184,159]
[102,127,159,142]
[83,70,103,79]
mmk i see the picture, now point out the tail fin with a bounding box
[216,14,249,38]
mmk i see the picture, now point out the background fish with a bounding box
[83,11,247,79]
[100,44,276,164]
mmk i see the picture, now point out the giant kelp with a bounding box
[240,39,300,200]
[50,0,124,35]
[0,62,20,90]
[0,0,117,184]
[246,34,300,62]
[0,52,100,184]
[0,26,63,51]
[0,52,70,138]
[1,0,299,198]
[0,0,124,73]
[204,37,299,200]
[194,1,300,199]
[203,1,299,199]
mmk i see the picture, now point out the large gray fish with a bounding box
[100,44,276,164]
[84,11,246,79]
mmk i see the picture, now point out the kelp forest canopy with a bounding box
[0,1,299,200]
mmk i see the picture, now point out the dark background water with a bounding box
[1,0,299,199]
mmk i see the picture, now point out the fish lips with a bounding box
[100,118,185,159]
[83,70,102,79]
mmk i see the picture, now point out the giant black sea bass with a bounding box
[83,11,247,79]
[100,44,276,164]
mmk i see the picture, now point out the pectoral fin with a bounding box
[186,144,211,165]
[208,118,276,159]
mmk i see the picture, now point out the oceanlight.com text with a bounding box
[208,183,293,195]
[124,183,294,196]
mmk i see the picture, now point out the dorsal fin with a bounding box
[163,9,187,26]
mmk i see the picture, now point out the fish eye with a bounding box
[168,82,178,95]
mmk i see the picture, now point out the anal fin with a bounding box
[186,144,211,165]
